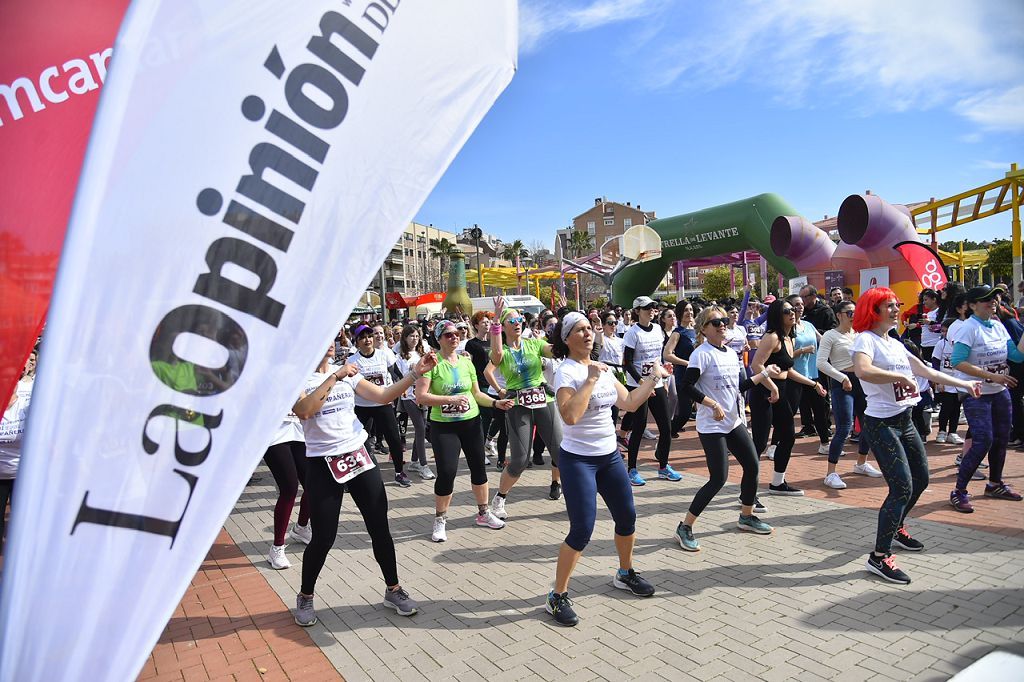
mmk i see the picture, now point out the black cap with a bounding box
[965,284,1006,303]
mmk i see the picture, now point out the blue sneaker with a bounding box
[675,523,700,552]
[737,514,773,535]
[628,468,646,486]
[658,465,682,482]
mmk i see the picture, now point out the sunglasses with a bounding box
[782,308,796,315]
[441,332,459,340]
[704,318,728,328]
[842,309,856,316]
[504,316,525,325]
[604,320,617,325]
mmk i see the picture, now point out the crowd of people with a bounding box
[3,280,1023,628]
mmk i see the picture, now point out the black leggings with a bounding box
[800,381,831,444]
[430,417,488,497]
[750,379,800,473]
[627,386,672,469]
[483,404,509,458]
[263,441,309,546]
[354,405,405,473]
[301,453,397,595]
[690,426,760,517]
[0,478,13,555]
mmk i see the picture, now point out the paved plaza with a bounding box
[140,429,1024,681]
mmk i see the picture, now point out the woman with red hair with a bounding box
[851,288,981,585]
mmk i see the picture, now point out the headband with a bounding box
[434,320,457,341]
[499,308,521,324]
[560,312,587,343]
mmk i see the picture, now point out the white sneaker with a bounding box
[475,509,506,529]
[491,492,508,519]
[853,462,883,478]
[268,544,290,570]
[817,444,830,456]
[418,463,435,480]
[936,432,947,444]
[431,515,447,543]
[485,437,498,460]
[947,433,964,445]
[824,472,847,489]
[483,454,492,466]
[764,445,777,461]
[289,523,312,545]
[643,428,657,440]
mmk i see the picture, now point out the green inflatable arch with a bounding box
[611,193,802,306]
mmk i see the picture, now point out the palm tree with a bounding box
[568,230,594,260]
[501,239,525,294]
[429,238,458,290]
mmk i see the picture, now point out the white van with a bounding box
[470,294,547,317]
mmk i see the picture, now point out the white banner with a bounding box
[860,266,891,292]
[0,1,516,680]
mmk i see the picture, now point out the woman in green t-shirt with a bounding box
[489,296,563,520]
[416,320,513,543]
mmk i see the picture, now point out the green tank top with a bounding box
[498,337,552,403]
[425,354,480,422]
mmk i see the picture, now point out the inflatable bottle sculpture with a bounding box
[444,251,473,316]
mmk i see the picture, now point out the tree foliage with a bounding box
[702,266,734,301]
[987,239,1012,280]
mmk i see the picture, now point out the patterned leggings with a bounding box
[862,408,928,554]
[958,390,1011,490]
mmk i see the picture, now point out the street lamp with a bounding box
[469,224,483,296]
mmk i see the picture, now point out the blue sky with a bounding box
[415,0,1024,251]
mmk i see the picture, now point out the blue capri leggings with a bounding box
[559,448,636,551]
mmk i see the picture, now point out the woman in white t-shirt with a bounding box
[544,312,669,627]
[852,287,981,586]
[675,307,782,552]
[396,324,434,481]
[948,285,1024,512]
[261,410,310,571]
[930,318,964,444]
[290,343,436,628]
[598,311,626,428]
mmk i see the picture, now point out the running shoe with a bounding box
[737,496,768,514]
[955,454,988,468]
[549,482,562,500]
[768,482,804,496]
[484,437,498,460]
[268,544,291,570]
[796,428,816,439]
[431,515,447,543]
[476,509,506,529]
[628,468,646,486]
[892,526,924,551]
[658,465,682,481]
[382,587,419,616]
[289,523,312,545]
[935,432,947,444]
[483,454,492,466]
[418,463,435,480]
[949,489,974,513]
[737,514,773,534]
[496,458,506,471]
[984,482,1023,501]
[853,462,883,478]
[395,472,412,487]
[295,593,317,626]
[612,569,655,597]
[849,432,860,443]
[763,445,776,461]
[491,493,508,519]
[947,433,964,445]
[643,428,658,440]
[676,523,700,552]
[545,591,579,627]
[533,452,545,466]
[817,444,830,456]
[865,553,911,585]
[824,472,847,489]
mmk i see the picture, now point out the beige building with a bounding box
[383,222,457,296]
[568,197,656,263]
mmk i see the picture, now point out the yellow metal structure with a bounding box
[466,267,576,296]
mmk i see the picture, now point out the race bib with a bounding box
[325,446,376,485]
[941,357,953,370]
[892,381,920,401]
[641,361,655,378]
[517,385,547,409]
[986,362,1009,377]
[366,373,386,386]
[440,400,470,415]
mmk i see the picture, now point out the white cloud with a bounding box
[956,86,1024,132]
[519,0,665,53]
[973,159,1015,170]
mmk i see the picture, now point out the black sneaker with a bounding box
[533,453,545,466]
[740,496,768,514]
[612,569,655,597]
[549,482,562,500]
[768,482,805,496]
[545,590,579,627]
[496,458,505,471]
[865,553,911,585]
[892,526,924,552]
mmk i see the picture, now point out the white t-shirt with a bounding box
[554,359,620,456]
[623,323,665,388]
[724,325,747,359]
[688,342,745,434]
[920,308,942,348]
[949,316,1011,396]
[932,337,958,394]
[598,334,625,366]
[270,411,304,446]
[615,320,626,337]
[0,387,32,479]
[347,348,395,407]
[395,351,421,401]
[300,372,367,457]
[852,331,920,418]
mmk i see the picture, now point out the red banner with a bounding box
[894,241,948,292]
[0,0,129,403]
[413,292,446,305]
[385,292,408,309]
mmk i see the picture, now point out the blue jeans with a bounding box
[559,448,636,551]
[958,390,1011,490]
[828,374,870,464]
[862,408,928,554]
